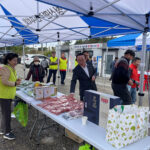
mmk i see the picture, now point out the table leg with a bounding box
[29,110,39,139]
[36,115,47,144]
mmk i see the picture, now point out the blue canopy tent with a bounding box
[107,33,150,51]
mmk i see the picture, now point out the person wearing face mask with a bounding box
[26,57,45,82]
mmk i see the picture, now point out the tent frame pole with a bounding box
[22,40,26,79]
[37,1,40,30]
[57,32,60,87]
[41,43,43,54]
[104,47,108,88]
[138,31,147,106]
[4,43,7,53]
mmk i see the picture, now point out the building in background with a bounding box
[56,43,125,77]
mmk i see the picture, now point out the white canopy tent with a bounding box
[38,0,150,106]
[0,0,139,47]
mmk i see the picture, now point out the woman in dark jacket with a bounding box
[26,57,45,82]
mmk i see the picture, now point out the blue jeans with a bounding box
[130,87,137,104]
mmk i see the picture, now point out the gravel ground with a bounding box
[0,64,149,150]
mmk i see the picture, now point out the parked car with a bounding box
[21,54,49,68]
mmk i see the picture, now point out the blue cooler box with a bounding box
[83,90,121,128]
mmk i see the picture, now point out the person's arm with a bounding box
[0,67,15,86]
[118,61,130,83]
[26,67,32,80]
[50,58,58,65]
[70,69,78,94]
[41,66,45,78]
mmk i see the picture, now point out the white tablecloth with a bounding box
[16,91,150,150]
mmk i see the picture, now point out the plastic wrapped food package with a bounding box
[37,95,84,116]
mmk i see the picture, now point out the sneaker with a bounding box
[11,113,16,118]
[0,131,4,135]
[3,132,15,140]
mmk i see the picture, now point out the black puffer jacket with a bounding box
[112,57,130,85]
[26,64,45,82]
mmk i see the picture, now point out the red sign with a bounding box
[101,98,108,103]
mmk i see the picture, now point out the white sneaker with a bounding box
[11,113,16,118]
[0,131,4,135]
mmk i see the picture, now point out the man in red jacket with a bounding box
[129,57,141,104]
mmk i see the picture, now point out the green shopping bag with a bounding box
[79,144,95,150]
[13,102,28,127]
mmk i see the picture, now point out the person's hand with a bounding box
[92,76,96,81]
[128,79,133,86]
[16,79,21,85]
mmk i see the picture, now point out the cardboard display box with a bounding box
[65,129,83,143]
[49,86,57,96]
[84,90,121,128]
[34,87,43,100]
[34,86,57,100]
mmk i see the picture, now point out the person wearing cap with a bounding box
[26,56,45,82]
[47,51,58,84]
[111,50,135,105]
[59,52,68,85]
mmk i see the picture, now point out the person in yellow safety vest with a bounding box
[59,52,67,85]
[75,58,78,67]
[47,51,58,84]
[0,53,21,140]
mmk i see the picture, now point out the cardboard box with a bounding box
[34,87,43,100]
[65,129,83,143]
[50,86,57,96]
[84,90,121,128]
[43,86,51,99]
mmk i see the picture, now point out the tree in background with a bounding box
[75,37,114,45]
[44,47,56,57]
[62,41,71,46]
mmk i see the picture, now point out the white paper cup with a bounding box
[82,116,88,125]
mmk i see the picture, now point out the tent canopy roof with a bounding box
[0,0,141,47]
[38,0,150,32]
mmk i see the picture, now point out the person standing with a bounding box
[0,53,21,140]
[70,53,97,101]
[112,50,135,105]
[109,57,118,80]
[128,57,141,104]
[92,56,97,72]
[47,51,58,84]
[59,52,67,85]
[82,51,92,66]
[75,58,78,68]
[26,57,45,82]
[41,57,48,76]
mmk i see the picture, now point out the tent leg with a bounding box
[23,44,26,79]
[104,47,108,88]
[138,31,147,106]
[5,44,7,53]
[41,43,43,54]
[57,41,61,87]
